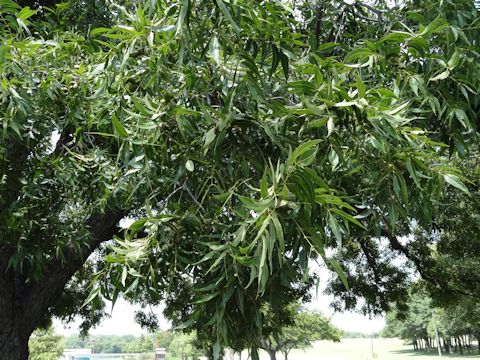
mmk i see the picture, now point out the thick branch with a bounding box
[383,229,474,298]
[259,338,273,352]
[22,208,126,329]
[353,2,388,15]
[357,238,382,284]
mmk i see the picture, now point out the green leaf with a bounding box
[82,287,100,307]
[409,76,419,96]
[174,313,198,330]
[213,342,221,360]
[308,232,325,257]
[257,235,268,290]
[209,35,220,66]
[111,113,128,138]
[271,212,285,259]
[215,0,241,34]
[328,214,342,247]
[121,267,127,287]
[254,214,271,242]
[270,45,279,77]
[280,51,289,79]
[429,70,450,82]
[287,139,322,168]
[238,196,273,213]
[317,42,339,51]
[327,117,334,137]
[204,128,216,149]
[330,259,349,290]
[330,208,365,229]
[194,291,220,304]
[90,27,113,35]
[176,0,190,35]
[443,173,469,194]
[186,159,194,172]
[345,47,372,62]
[260,171,268,198]
[17,7,36,21]
[447,50,461,68]
[328,149,339,170]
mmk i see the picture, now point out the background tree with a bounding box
[28,326,64,360]
[123,334,154,353]
[168,332,203,360]
[154,330,176,351]
[383,289,480,354]
[259,305,341,360]
[382,292,433,351]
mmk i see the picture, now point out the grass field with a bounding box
[259,338,480,360]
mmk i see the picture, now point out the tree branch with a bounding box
[382,229,474,298]
[22,208,126,329]
[357,238,382,284]
[354,1,388,15]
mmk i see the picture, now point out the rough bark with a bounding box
[0,325,30,360]
[0,267,33,360]
[0,208,125,359]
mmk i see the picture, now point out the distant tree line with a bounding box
[382,291,480,355]
[342,331,380,339]
[62,306,339,360]
[65,334,154,354]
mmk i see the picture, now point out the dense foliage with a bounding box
[0,0,479,358]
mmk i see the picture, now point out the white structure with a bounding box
[155,348,167,360]
[60,349,92,360]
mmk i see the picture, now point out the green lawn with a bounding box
[264,338,480,360]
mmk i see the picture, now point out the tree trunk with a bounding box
[443,338,449,353]
[0,327,30,360]
[280,350,289,360]
[0,276,33,360]
[266,349,277,360]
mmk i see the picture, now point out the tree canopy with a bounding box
[0,0,479,358]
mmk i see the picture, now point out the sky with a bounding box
[55,286,385,337]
